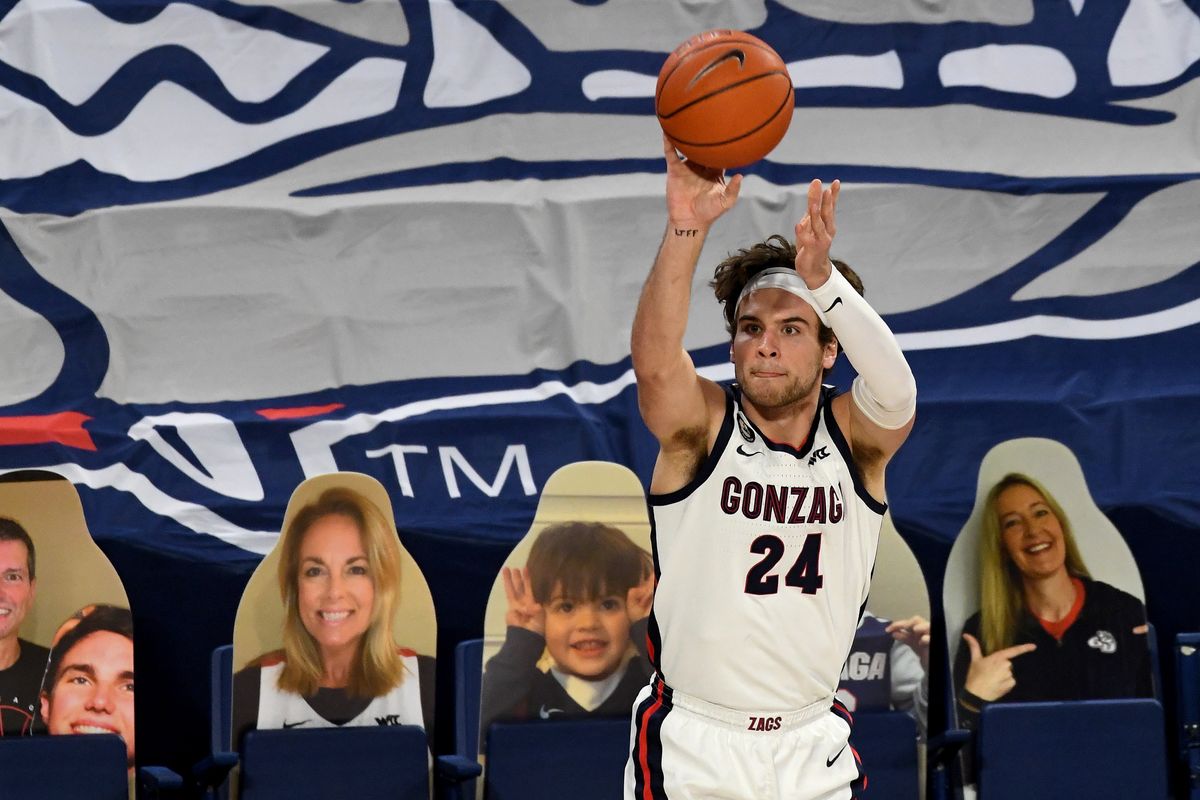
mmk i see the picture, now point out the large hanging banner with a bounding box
[0,0,1197,561]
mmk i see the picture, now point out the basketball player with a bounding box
[624,137,916,800]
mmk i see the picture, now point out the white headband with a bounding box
[734,267,828,325]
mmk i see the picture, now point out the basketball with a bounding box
[656,30,794,169]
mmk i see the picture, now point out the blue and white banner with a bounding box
[1,0,1198,559]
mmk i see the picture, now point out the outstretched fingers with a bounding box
[723,173,743,207]
[662,134,683,163]
[506,566,533,606]
[997,643,1038,660]
[501,566,517,603]
[823,179,840,238]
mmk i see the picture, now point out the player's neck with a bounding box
[0,635,20,670]
[1021,570,1077,622]
[741,391,820,449]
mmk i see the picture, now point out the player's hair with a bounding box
[977,473,1091,653]
[42,604,133,698]
[710,235,864,362]
[277,487,405,698]
[0,517,35,579]
[526,522,651,605]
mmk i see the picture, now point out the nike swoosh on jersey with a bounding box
[282,719,309,729]
[538,705,564,719]
[736,445,762,457]
[826,744,847,767]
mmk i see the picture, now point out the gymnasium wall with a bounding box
[0,0,1197,779]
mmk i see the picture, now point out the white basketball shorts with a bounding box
[624,678,865,800]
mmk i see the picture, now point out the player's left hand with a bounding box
[794,178,840,288]
[626,569,655,623]
[887,615,931,670]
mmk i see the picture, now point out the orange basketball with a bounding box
[656,30,794,169]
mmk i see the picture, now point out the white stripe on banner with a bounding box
[3,299,1196,554]
[895,297,1200,350]
[0,463,279,553]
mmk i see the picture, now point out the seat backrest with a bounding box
[456,637,483,760]
[1146,622,1161,702]
[0,734,128,800]
[850,710,919,800]
[1177,633,1200,773]
[977,699,1167,798]
[213,644,233,751]
[239,725,429,800]
[485,718,630,800]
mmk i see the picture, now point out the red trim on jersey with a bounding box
[850,740,868,796]
[637,683,665,800]
[832,697,855,726]
[1035,577,1086,640]
[255,403,345,420]
[0,412,96,450]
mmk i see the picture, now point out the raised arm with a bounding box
[631,138,742,491]
[792,180,916,498]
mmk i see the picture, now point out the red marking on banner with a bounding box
[0,412,96,451]
[255,403,345,420]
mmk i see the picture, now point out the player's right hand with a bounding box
[962,632,1036,702]
[502,566,546,635]
[663,134,742,231]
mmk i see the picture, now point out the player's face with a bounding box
[543,585,631,681]
[732,288,835,412]
[40,631,136,767]
[0,540,35,643]
[996,484,1068,581]
[297,513,375,659]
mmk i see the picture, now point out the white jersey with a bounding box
[255,656,425,730]
[646,385,885,712]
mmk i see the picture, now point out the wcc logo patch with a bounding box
[737,412,755,443]
[1087,630,1118,654]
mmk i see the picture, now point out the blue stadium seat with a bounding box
[851,710,919,800]
[191,644,237,799]
[442,637,634,800]
[434,638,485,800]
[0,734,130,800]
[0,721,183,799]
[976,699,1167,799]
[1177,633,1200,800]
[205,643,439,800]
[455,637,484,761]
[1147,621,1163,702]
[926,643,970,800]
[239,724,430,800]
[486,717,630,800]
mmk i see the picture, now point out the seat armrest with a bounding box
[435,753,483,782]
[927,728,971,766]
[139,765,185,798]
[191,750,239,788]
